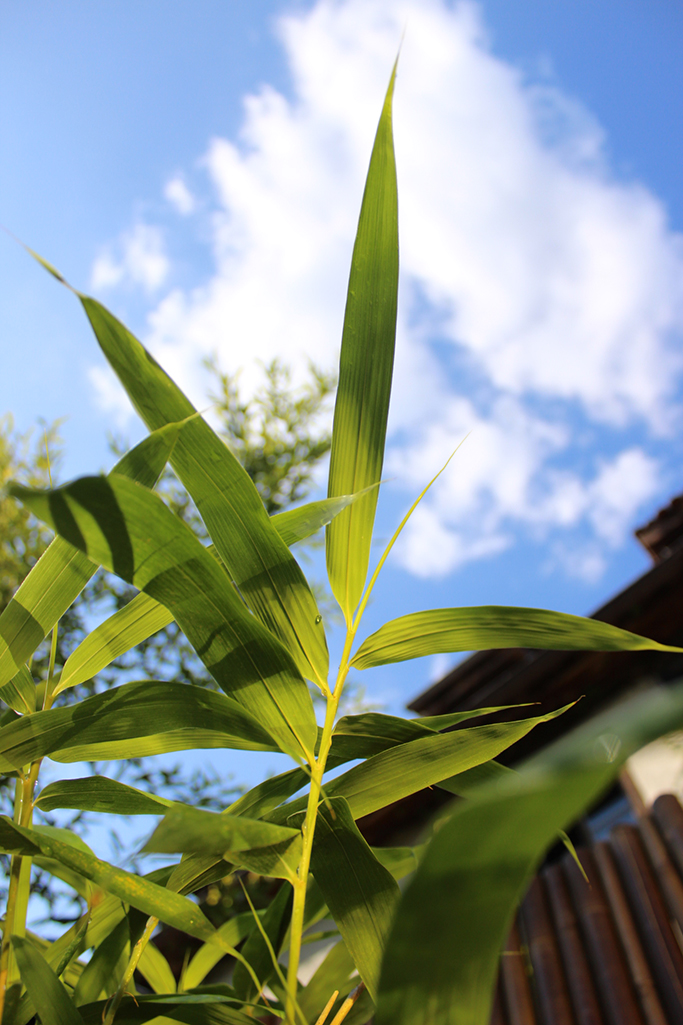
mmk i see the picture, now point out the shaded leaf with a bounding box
[138,940,177,995]
[232,882,293,1002]
[351,606,682,669]
[11,936,83,1025]
[326,64,399,621]
[36,776,174,815]
[2,664,35,715]
[374,683,683,1025]
[437,759,516,797]
[72,917,129,1007]
[224,767,308,820]
[303,797,399,1001]
[10,474,316,760]
[181,914,257,991]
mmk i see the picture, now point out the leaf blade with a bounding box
[11,936,83,1025]
[351,605,682,669]
[326,64,399,620]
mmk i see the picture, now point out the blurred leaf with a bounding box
[11,935,83,1025]
[73,917,129,1006]
[326,64,399,622]
[372,846,424,881]
[437,759,516,797]
[269,705,571,824]
[77,291,329,692]
[143,805,299,855]
[76,994,257,1024]
[35,776,174,815]
[232,882,293,1002]
[57,592,173,695]
[0,680,278,771]
[351,606,683,669]
[303,797,399,1001]
[374,683,683,1025]
[138,940,176,995]
[271,487,378,548]
[181,913,257,991]
[10,474,316,760]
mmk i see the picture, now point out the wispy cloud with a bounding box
[91,223,169,293]
[90,0,683,580]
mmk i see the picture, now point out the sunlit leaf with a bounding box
[232,882,293,1002]
[0,680,278,771]
[9,474,317,760]
[326,64,399,622]
[143,804,299,856]
[77,290,329,691]
[351,605,683,669]
[271,486,379,548]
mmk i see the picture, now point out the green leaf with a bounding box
[143,805,299,856]
[412,705,533,732]
[232,882,293,1002]
[351,605,683,669]
[268,705,571,825]
[437,758,516,797]
[138,940,176,995]
[11,935,83,1025]
[10,474,316,760]
[224,767,308,820]
[2,664,35,715]
[271,487,379,548]
[0,417,190,705]
[298,940,357,1024]
[72,917,129,1006]
[77,292,329,692]
[181,914,257,991]
[57,592,173,695]
[0,818,219,940]
[76,994,257,1025]
[303,798,399,1001]
[374,682,683,1025]
[372,846,424,881]
[326,64,399,622]
[231,834,303,884]
[35,776,174,815]
[0,680,278,771]
[0,537,96,698]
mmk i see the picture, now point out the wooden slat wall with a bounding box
[492,795,683,1025]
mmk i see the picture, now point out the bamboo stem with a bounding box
[103,915,158,1025]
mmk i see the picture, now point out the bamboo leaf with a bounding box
[137,940,177,995]
[57,592,173,694]
[11,936,83,1025]
[436,758,516,797]
[143,805,299,856]
[374,682,683,1025]
[35,776,174,816]
[0,417,190,701]
[271,487,379,548]
[72,917,129,1006]
[304,797,400,1001]
[326,64,399,621]
[0,680,278,771]
[351,605,683,669]
[181,913,257,991]
[412,705,533,732]
[9,474,317,760]
[76,994,257,1024]
[232,882,293,1002]
[76,290,329,691]
[224,767,308,820]
[268,705,571,825]
[372,846,424,881]
[2,664,35,715]
[298,941,357,1024]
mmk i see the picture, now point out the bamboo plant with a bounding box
[2,63,683,1025]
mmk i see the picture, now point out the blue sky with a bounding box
[2,0,683,735]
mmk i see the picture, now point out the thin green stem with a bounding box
[103,915,158,1025]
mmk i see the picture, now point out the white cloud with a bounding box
[91,224,169,293]
[164,176,196,215]
[91,0,683,580]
